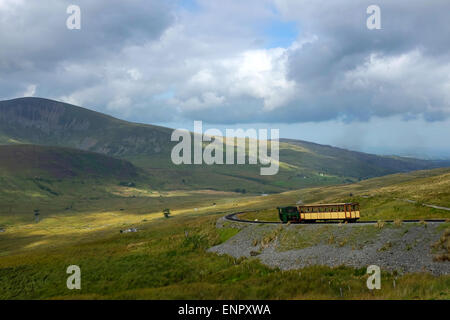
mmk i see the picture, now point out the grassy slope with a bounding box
[240,167,450,222]
[1,98,449,299]
[1,212,448,300]
[0,168,449,299]
[2,164,449,247]
[0,144,139,179]
[0,145,255,231]
[1,97,449,193]
[0,144,160,221]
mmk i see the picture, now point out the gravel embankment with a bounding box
[209,217,450,275]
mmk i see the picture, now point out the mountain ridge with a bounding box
[1,97,449,192]
[0,97,172,157]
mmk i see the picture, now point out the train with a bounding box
[277,203,360,223]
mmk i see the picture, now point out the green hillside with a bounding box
[0,167,449,299]
[0,97,172,156]
[0,145,148,219]
[0,144,248,225]
[1,97,449,193]
[280,138,450,179]
[239,167,450,222]
[0,144,140,179]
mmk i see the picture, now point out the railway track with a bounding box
[225,212,448,225]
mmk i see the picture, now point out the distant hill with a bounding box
[279,138,450,179]
[0,97,449,192]
[0,144,151,216]
[0,144,139,179]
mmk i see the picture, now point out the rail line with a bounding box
[225,212,448,225]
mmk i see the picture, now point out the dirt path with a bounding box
[397,198,450,211]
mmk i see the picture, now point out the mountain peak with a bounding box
[0,97,172,156]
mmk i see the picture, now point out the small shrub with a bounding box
[182,234,208,250]
[328,234,335,245]
[375,220,385,229]
[163,208,171,218]
[260,226,283,248]
[338,238,348,247]
[433,254,450,262]
[432,228,450,261]
[378,241,392,252]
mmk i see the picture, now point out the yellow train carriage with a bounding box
[298,203,360,222]
[278,203,360,223]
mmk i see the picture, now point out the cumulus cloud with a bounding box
[272,0,450,123]
[0,0,449,125]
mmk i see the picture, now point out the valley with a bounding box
[2,97,449,193]
[0,166,449,299]
[0,97,449,300]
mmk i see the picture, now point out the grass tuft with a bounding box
[375,220,385,229]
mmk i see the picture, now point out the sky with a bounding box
[1,0,450,158]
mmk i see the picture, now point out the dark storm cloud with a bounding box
[152,0,450,125]
[0,0,173,65]
[0,0,174,101]
[271,0,450,123]
[0,0,450,125]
